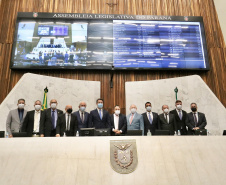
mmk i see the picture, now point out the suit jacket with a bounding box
[110,114,127,135]
[40,108,63,136]
[142,112,159,135]
[186,112,207,133]
[6,109,27,136]
[21,110,43,137]
[73,111,89,131]
[56,113,78,136]
[170,109,188,134]
[89,109,110,129]
[159,113,177,135]
[126,113,144,135]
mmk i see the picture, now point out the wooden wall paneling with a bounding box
[0,0,225,111]
[0,44,12,102]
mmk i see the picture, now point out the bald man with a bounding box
[126,104,144,135]
[159,105,177,135]
[40,99,63,137]
[56,105,78,137]
[73,102,90,131]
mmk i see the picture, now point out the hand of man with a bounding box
[9,135,13,138]
[56,134,60,137]
[40,134,44,137]
[116,130,121,134]
[113,129,119,133]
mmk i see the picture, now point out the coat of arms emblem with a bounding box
[110,140,138,174]
[33,12,38,18]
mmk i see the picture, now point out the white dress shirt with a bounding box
[33,110,41,132]
[176,109,183,117]
[65,113,71,130]
[96,108,103,119]
[164,113,169,124]
[112,114,122,133]
[193,112,199,123]
[146,112,153,122]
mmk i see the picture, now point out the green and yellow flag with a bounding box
[41,87,48,110]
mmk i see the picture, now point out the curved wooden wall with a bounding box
[0,0,225,113]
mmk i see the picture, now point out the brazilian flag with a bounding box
[42,87,48,110]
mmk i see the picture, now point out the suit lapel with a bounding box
[198,113,201,124]
[174,110,180,120]
[162,114,168,124]
[77,112,82,123]
[95,109,101,121]
[14,109,21,123]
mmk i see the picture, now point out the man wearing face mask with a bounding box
[186,103,207,135]
[56,105,78,137]
[89,98,110,129]
[142,102,159,135]
[169,100,188,135]
[73,102,90,131]
[40,99,63,137]
[159,105,177,135]
[110,105,127,136]
[6,98,27,138]
[126,104,144,135]
[22,100,43,137]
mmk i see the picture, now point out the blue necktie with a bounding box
[19,110,23,122]
[52,111,55,130]
[99,109,102,120]
[148,112,152,124]
[179,111,182,120]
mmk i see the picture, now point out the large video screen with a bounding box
[10,13,209,70]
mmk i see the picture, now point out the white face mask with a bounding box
[51,103,57,109]
[35,105,41,111]
[79,106,86,112]
[115,110,120,115]
[18,103,25,109]
[131,108,136,114]
[164,108,169,113]
[176,105,182,110]
[146,106,152,112]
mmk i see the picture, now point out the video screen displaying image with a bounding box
[38,25,69,36]
[113,20,207,69]
[10,14,209,70]
[12,21,88,68]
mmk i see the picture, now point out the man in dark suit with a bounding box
[110,105,127,136]
[159,105,177,135]
[89,98,110,129]
[56,105,78,137]
[73,101,90,131]
[22,100,43,137]
[170,100,188,135]
[186,102,207,135]
[142,102,159,135]
[40,99,63,137]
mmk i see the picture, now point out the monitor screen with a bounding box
[38,25,69,36]
[10,13,209,70]
[113,20,207,69]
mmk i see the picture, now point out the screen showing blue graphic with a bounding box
[38,25,68,36]
[113,20,206,69]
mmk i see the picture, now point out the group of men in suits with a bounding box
[6,98,207,137]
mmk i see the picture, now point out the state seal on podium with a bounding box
[110,140,138,174]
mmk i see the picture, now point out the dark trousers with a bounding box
[179,129,187,135]
[50,129,56,137]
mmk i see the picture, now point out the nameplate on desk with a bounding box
[110,139,138,174]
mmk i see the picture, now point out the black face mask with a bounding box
[191,107,197,112]
[67,109,73,114]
